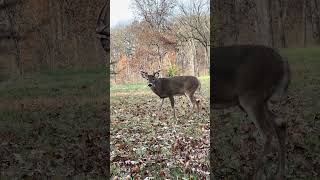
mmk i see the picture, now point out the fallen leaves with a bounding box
[110,87,210,179]
[0,100,109,178]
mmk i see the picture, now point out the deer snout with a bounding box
[148,83,153,87]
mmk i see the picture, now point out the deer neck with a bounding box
[150,79,163,97]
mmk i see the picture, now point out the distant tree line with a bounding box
[110,0,210,84]
[212,0,320,47]
[0,0,105,80]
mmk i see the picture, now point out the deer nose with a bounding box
[148,83,152,87]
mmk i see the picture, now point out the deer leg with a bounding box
[195,96,201,116]
[186,92,201,116]
[255,134,273,179]
[192,94,201,116]
[238,104,248,118]
[275,123,286,180]
[185,93,194,108]
[159,98,164,110]
[239,96,274,179]
[169,96,176,119]
[268,109,286,179]
[157,98,164,116]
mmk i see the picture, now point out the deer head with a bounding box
[140,70,161,87]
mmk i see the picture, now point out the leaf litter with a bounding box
[111,90,210,179]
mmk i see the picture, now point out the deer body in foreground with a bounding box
[212,45,290,179]
[140,70,201,118]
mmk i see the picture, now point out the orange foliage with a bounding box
[115,54,128,83]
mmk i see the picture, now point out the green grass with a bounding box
[110,82,148,92]
[110,75,210,93]
[0,67,107,99]
[281,47,320,89]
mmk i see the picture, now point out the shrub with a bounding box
[167,65,178,77]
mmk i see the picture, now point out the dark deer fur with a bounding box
[211,45,290,179]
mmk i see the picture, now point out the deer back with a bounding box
[212,45,289,108]
[152,76,200,98]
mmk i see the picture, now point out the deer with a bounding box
[212,45,290,179]
[140,69,201,119]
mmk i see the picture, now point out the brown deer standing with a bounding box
[140,70,201,119]
[212,45,290,179]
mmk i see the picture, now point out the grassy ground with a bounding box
[211,47,320,179]
[0,68,108,178]
[110,76,210,179]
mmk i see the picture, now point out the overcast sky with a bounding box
[110,0,209,28]
[110,0,134,28]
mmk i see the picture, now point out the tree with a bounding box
[96,0,109,52]
[132,0,176,32]
[132,0,177,70]
[254,0,272,46]
[176,0,210,69]
[1,0,24,77]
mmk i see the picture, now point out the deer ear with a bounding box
[140,71,148,79]
[154,72,160,78]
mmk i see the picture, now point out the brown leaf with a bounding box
[159,170,166,177]
[131,165,140,173]
[115,143,125,150]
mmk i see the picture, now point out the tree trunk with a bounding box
[269,0,274,47]
[5,1,23,77]
[303,0,307,47]
[255,0,272,46]
[277,0,287,47]
[205,46,210,72]
[14,38,22,77]
[191,40,197,76]
[314,0,320,43]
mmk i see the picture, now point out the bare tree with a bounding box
[132,0,176,32]
[1,0,23,77]
[276,0,288,47]
[311,0,320,42]
[176,0,210,69]
[254,0,272,46]
[212,0,320,47]
[96,0,113,78]
[96,0,109,52]
[131,0,177,70]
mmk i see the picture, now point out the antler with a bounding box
[153,65,161,75]
[153,69,161,74]
[140,65,146,72]
[153,68,161,78]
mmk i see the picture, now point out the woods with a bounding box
[1,1,109,178]
[0,0,105,80]
[212,0,320,47]
[110,0,210,84]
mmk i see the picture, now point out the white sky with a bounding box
[110,0,134,28]
[110,0,208,28]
